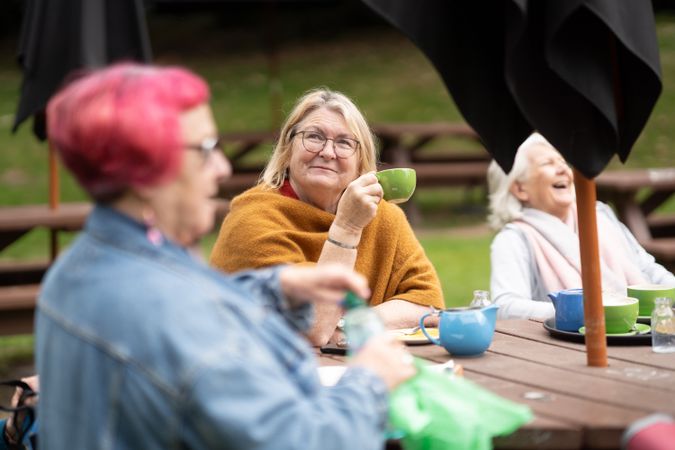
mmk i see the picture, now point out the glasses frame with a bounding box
[184,136,222,163]
[293,130,360,159]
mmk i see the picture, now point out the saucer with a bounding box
[543,318,651,345]
[388,327,438,345]
[578,323,651,336]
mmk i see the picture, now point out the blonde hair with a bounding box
[260,88,378,188]
[487,132,553,230]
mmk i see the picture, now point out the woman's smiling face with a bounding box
[511,142,575,220]
[288,107,360,210]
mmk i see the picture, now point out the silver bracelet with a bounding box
[326,236,357,250]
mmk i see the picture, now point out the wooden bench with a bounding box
[0,284,39,336]
[596,168,675,271]
[218,123,490,226]
[647,212,675,238]
[642,238,675,269]
[0,202,92,254]
[0,200,231,336]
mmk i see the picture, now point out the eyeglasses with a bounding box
[293,130,359,159]
[184,137,222,163]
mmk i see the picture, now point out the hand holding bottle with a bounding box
[349,334,416,391]
[341,292,416,390]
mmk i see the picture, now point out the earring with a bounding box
[142,207,163,246]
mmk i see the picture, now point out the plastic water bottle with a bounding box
[651,297,675,353]
[341,291,406,441]
[470,290,492,308]
[342,291,385,353]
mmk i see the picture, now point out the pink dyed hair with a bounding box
[47,63,210,201]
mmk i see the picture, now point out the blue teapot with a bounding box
[547,288,584,332]
[419,304,499,356]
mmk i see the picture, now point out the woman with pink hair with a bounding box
[36,63,415,450]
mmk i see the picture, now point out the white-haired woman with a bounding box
[487,133,675,319]
[211,88,443,346]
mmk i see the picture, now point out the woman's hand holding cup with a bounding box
[334,172,383,235]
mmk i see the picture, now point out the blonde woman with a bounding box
[211,88,443,346]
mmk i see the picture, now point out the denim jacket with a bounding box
[36,206,388,450]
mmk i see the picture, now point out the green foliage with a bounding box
[0,335,33,376]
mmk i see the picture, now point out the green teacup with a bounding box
[627,284,675,316]
[375,168,416,204]
[603,295,639,334]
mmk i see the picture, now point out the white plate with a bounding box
[318,360,456,387]
[318,366,347,386]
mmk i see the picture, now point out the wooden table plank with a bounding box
[0,202,92,231]
[496,319,675,371]
[488,332,675,393]
[596,168,675,192]
[457,350,675,414]
[469,372,635,449]
[493,417,582,450]
[0,284,39,336]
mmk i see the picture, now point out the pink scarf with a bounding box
[514,205,646,294]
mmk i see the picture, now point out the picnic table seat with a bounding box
[647,213,675,238]
[0,284,39,336]
[642,238,675,271]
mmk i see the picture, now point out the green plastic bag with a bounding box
[388,359,533,450]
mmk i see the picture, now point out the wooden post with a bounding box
[265,2,282,130]
[573,168,607,367]
[49,140,60,260]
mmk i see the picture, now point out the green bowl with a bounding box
[603,296,639,334]
[627,284,675,316]
[375,168,416,204]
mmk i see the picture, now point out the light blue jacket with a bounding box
[36,206,388,450]
[0,418,37,449]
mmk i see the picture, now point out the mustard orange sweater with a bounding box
[210,185,444,308]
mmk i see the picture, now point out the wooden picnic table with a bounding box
[220,122,485,170]
[0,200,230,336]
[0,202,92,255]
[318,319,674,449]
[218,121,487,185]
[596,168,675,270]
[218,122,489,223]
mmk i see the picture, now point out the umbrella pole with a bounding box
[573,169,607,367]
[49,139,60,261]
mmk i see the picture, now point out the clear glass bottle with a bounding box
[651,297,675,353]
[469,290,492,308]
[342,291,385,353]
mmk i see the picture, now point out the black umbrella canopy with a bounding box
[13,0,152,140]
[362,0,662,178]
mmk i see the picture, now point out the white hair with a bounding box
[487,132,553,230]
